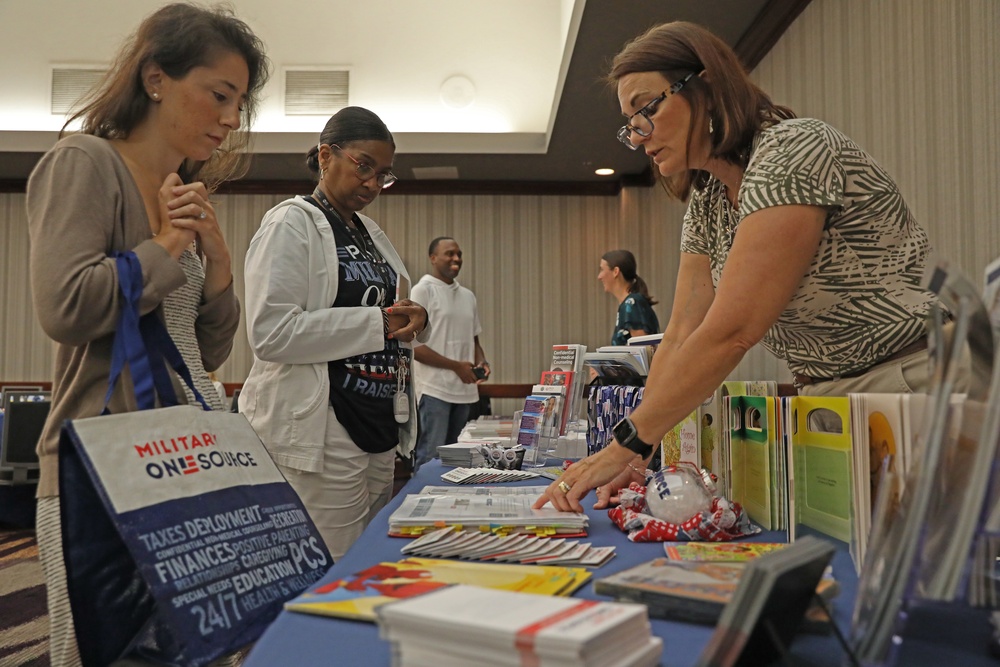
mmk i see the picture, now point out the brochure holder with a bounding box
[849,256,995,666]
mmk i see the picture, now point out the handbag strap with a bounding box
[104,252,210,412]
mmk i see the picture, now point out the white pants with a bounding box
[280,407,396,561]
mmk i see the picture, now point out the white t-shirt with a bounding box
[411,275,482,404]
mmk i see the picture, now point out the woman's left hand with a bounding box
[165,182,229,263]
[165,179,233,298]
[385,299,427,342]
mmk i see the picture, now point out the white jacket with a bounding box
[239,197,428,471]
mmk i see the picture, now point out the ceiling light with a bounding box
[440,75,476,110]
[595,168,615,176]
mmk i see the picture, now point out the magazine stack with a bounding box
[387,490,589,537]
[377,585,663,667]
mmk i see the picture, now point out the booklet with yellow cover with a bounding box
[285,558,591,622]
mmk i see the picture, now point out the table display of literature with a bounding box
[376,585,663,667]
[849,257,1000,665]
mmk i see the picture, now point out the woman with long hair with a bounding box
[27,4,269,663]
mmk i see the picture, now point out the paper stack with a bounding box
[436,441,497,467]
[459,416,516,440]
[387,492,588,537]
[377,585,663,667]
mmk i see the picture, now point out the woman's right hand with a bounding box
[153,173,197,259]
[385,300,427,343]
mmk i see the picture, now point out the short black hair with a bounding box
[428,236,455,256]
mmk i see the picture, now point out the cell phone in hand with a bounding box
[472,366,488,380]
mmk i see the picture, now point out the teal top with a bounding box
[613,293,660,345]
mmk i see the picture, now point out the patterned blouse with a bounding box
[680,118,937,379]
[162,248,228,411]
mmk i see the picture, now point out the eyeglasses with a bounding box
[330,144,397,188]
[616,72,696,150]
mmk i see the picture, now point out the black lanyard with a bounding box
[307,188,395,302]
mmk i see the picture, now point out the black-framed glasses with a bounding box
[330,144,397,188]
[616,72,696,150]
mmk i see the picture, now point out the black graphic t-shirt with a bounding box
[307,197,409,453]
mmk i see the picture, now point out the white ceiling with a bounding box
[0,0,584,155]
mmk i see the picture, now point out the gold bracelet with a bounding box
[627,462,647,477]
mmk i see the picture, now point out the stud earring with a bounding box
[151,92,159,100]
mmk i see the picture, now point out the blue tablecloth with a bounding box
[243,461,996,666]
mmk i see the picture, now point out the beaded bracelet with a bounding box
[381,308,389,336]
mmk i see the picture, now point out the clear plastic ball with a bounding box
[645,464,714,524]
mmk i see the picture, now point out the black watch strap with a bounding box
[613,417,655,458]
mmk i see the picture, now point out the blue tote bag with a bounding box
[59,253,331,666]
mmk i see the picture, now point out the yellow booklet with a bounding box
[285,558,591,622]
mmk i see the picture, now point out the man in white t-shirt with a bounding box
[411,237,490,470]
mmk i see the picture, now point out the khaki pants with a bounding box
[798,344,970,398]
[279,407,396,561]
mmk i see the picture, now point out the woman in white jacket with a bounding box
[241,107,429,559]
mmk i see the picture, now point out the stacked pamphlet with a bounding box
[625,333,663,347]
[458,415,516,440]
[517,390,563,465]
[387,491,589,537]
[584,346,650,381]
[377,585,663,667]
[439,467,539,484]
[436,440,501,467]
[401,525,615,567]
[285,558,591,622]
[549,344,587,425]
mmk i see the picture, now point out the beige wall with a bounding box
[2,0,997,409]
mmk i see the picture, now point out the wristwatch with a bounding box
[612,416,654,458]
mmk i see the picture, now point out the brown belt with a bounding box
[792,336,928,387]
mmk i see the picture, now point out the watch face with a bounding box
[613,418,636,445]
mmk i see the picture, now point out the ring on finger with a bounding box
[198,209,207,220]
[558,481,572,494]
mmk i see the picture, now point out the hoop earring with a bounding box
[708,117,714,134]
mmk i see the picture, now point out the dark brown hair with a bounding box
[609,21,795,201]
[602,249,657,306]
[63,2,270,189]
[306,106,395,176]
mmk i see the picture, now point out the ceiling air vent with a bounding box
[51,67,105,114]
[284,69,349,116]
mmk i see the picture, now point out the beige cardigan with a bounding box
[26,134,239,497]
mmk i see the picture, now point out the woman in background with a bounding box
[599,249,660,345]
[240,106,429,561]
[27,4,269,664]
